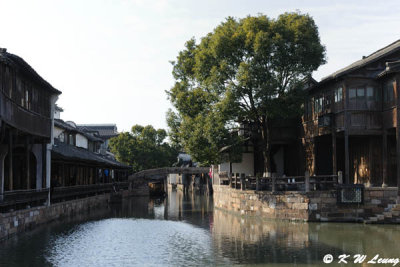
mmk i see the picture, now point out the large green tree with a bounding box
[109,125,178,172]
[167,12,326,171]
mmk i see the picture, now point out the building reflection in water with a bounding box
[1,189,400,266]
[211,206,400,265]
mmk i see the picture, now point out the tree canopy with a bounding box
[109,125,178,172]
[167,12,326,169]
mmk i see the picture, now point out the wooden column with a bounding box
[382,129,388,187]
[42,143,46,188]
[312,137,317,176]
[397,77,400,198]
[62,163,65,186]
[332,131,337,175]
[344,132,350,184]
[8,131,13,191]
[343,83,350,184]
[26,139,31,189]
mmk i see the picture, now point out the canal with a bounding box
[0,190,400,266]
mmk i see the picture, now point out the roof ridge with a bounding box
[320,39,400,83]
[365,39,400,58]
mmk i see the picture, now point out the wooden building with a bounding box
[219,119,303,177]
[0,48,130,211]
[303,39,400,190]
[0,48,61,204]
[76,124,119,155]
[51,117,130,189]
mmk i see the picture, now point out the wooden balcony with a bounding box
[0,91,51,138]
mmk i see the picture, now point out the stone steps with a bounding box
[364,204,400,224]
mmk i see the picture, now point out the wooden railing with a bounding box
[224,172,340,192]
[51,182,129,202]
[0,188,49,211]
[51,183,112,201]
[0,182,130,212]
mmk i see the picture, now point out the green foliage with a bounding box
[167,12,325,168]
[109,125,178,172]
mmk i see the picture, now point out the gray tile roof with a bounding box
[54,119,103,142]
[52,139,129,168]
[0,48,61,95]
[77,124,119,139]
[320,39,400,82]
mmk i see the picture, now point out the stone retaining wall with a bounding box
[0,187,152,241]
[0,194,110,241]
[214,185,398,222]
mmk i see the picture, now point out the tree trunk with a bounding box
[260,115,271,176]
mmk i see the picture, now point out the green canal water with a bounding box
[0,190,400,266]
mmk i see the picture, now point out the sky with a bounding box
[1,0,400,132]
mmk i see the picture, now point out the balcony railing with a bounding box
[0,91,51,138]
[220,172,339,192]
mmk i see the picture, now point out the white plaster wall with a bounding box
[218,153,254,176]
[32,144,43,189]
[53,127,63,140]
[54,110,61,119]
[76,134,88,149]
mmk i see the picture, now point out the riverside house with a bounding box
[0,48,61,210]
[0,48,129,212]
[303,39,400,191]
[220,39,400,194]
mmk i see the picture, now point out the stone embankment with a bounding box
[0,187,150,241]
[214,185,399,223]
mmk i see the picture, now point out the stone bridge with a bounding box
[129,167,211,195]
[129,167,210,180]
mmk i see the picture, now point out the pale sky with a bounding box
[1,0,400,132]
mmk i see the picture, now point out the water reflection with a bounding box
[0,190,399,267]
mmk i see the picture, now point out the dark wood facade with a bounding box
[303,40,400,192]
[0,48,60,194]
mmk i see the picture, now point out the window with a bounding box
[68,134,75,146]
[349,88,356,99]
[384,80,395,103]
[334,87,343,103]
[314,96,323,113]
[366,86,379,101]
[25,88,30,109]
[367,86,374,101]
[356,88,365,100]
[58,132,65,142]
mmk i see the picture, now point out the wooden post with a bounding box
[305,171,310,192]
[26,139,31,189]
[271,173,276,193]
[8,131,13,191]
[240,173,245,191]
[338,171,343,184]
[256,176,260,191]
[397,96,400,200]
[396,77,400,202]
[344,83,350,184]
[344,132,350,184]
[382,129,388,187]
[332,131,337,175]
[234,174,237,189]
